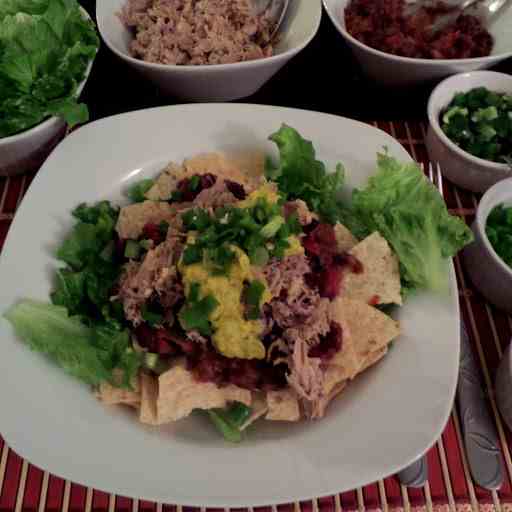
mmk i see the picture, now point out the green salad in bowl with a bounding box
[0,0,99,139]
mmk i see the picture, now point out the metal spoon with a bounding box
[405,0,511,35]
[250,0,290,39]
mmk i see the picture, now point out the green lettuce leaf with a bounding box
[0,0,48,18]
[0,0,99,137]
[52,201,123,325]
[352,153,473,293]
[4,300,112,385]
[57,201,118,270]
[267,124,345,223]
[4,300,141,388]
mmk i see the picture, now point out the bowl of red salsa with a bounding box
[322,0,512,86]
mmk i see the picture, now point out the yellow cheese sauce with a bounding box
[237,182,281,209]
[179,184,305,359]
[180,246,271,360]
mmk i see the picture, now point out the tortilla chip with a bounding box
[116,201,176,240]
[184,153,261,188]
[325,309,361,381]
[145,162,184,201]
[145,153,261,201]
[157,360,251,423]
[360,347,388,373]
[311,380,347,419]
[334,223,358,252]
[330,298,400,377]
[97,379,141,406]
[139,373,159,425]
[266,389,301,421]
[343,232,402,306]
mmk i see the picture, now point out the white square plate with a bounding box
[0,104,460,507]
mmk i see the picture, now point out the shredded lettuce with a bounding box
[0,0,99,137]
[351,152,473,293]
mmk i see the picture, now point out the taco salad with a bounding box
[4,125,473,442]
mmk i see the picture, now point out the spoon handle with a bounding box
[457,323,504,490]
[397,456,428,488]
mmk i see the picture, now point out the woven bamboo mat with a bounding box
[1,120,512,512]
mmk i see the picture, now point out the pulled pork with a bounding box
[119,0,275,65]
[117,239,184,325]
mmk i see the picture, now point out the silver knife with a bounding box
[457,322,504,490]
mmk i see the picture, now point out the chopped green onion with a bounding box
[486,204,512,268]
[225,402,252,428]
[182,245,203,265]
[207,410,242,443]
[189,175,200,191]
[169,190,183,202]
[245,280,265,320]
[249,246,269,266]
[124,240,141,260]
[178,288,219,336]
[143,353,169,374]
[472,106,498,123]
[127,179,154,203]
[159,221,169,238]
[141,305,164,326]
[260,216,285,238]
[139,239,153,250]
[441,87,512,164]
[144,353,160,370]
[100,240,115,262]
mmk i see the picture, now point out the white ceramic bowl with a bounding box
[96,0,322,102]
[426,71,512,193]
[462,177,512,312]
[0,10,97,177]
[322,0,512,87]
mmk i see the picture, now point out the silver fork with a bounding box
[429,163,503,490]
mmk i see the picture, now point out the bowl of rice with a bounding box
[96,0,322,101]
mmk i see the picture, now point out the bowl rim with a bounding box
[96,0,322,72]
[322,0,512,65]
[427,71,512,172]
[476,177,512,279]
[0,7,97,147]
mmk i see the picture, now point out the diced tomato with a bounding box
[369,295,380,306]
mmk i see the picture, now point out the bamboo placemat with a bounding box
[1,120,512,512]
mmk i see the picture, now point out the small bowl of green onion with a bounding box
[463,177,512,312]
[427,71,512,193]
